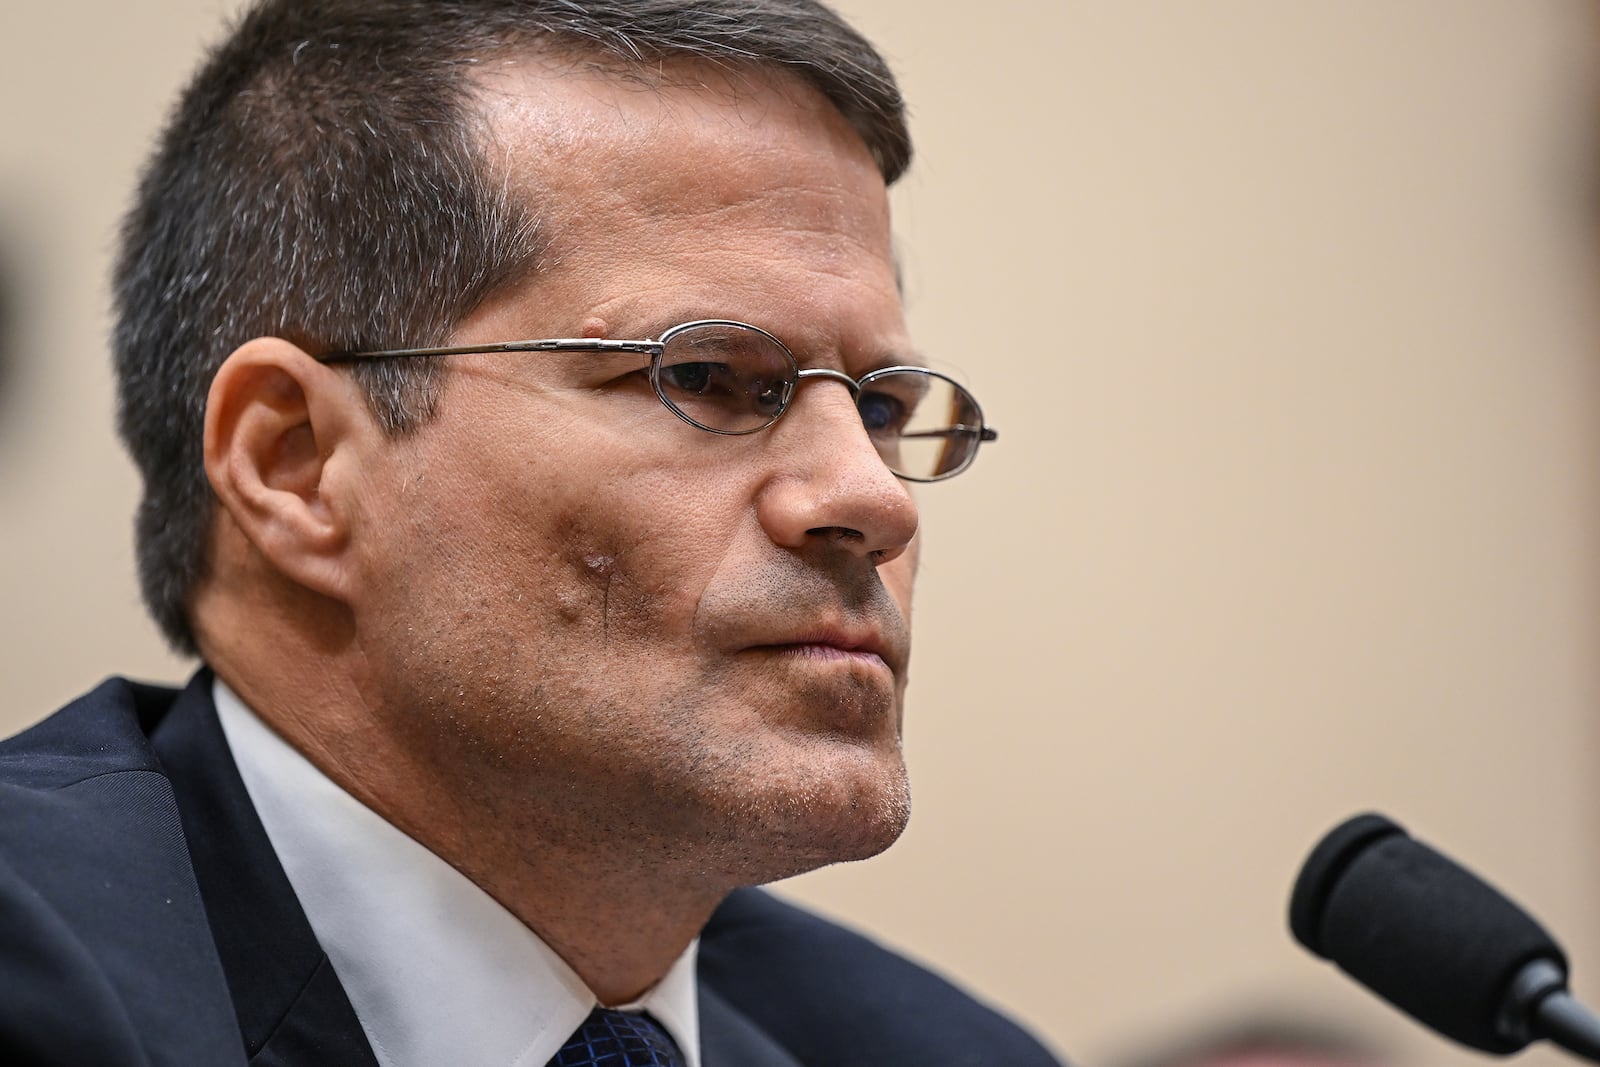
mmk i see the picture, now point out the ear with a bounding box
[203,338,371,604]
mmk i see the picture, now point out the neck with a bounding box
[337,748,727,1004]
[451,845,722,1005]
[209,651,726,1004]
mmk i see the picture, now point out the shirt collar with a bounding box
[212,679,701,1067]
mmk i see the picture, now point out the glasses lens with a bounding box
[655,322,796,434]
[858,368,986,480]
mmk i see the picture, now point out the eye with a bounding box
[751,378,788,416]
[661,361,718,394]
[857,390,909,434]
[655,322,797,433]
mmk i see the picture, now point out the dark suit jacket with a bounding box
[0,673,1063,1066]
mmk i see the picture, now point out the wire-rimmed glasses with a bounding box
[320,318,998,481]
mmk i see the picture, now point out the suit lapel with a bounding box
[698,984,807,1067]
[0,677,245,1067]
[150,673,811,1067]
[150,672,379,1067]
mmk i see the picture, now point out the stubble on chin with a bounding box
[652,683,914,885]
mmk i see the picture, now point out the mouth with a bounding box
[732,621,908,736]
[746,630,898,675]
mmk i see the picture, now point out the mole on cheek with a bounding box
[580,552,619,634]
[553,554,614,625]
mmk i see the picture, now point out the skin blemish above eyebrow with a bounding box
[581,317,609,338]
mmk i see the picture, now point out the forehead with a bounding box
[462,52,897,317]
[466,49,883,191]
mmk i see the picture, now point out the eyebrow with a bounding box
[634,314,701,342]
[623,313,929,374]
[876,348,930,373]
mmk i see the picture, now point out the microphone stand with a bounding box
[1502,960,1600,1064]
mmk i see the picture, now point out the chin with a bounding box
[706,748,913,886]
[809,787,912,867]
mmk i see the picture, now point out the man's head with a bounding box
[114,0,911,654]
[116,0,956,897]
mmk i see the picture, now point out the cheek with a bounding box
[376,395,752,648]
[545,511,690,636]
[488,467,747,647]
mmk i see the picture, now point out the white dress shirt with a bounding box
[213,679,702,1067]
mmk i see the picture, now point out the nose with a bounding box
[755,378,920,564]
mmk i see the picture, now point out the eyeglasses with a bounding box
[320,319,997,481]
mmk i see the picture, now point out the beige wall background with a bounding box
[3,3,1599,1066]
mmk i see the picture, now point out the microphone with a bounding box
[1289,812,1600,1061]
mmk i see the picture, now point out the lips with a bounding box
[788,630,886,657]
[741,625,905,676]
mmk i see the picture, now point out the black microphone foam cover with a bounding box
[1290,813,1567,1054]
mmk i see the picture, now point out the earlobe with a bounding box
[203,338,365,603]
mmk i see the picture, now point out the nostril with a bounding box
[809,525,865,543]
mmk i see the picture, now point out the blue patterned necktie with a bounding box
[547,1007,688,1067]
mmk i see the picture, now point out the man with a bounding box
[0,1,1054,1064]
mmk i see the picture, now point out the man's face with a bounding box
[350,57,920,886]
